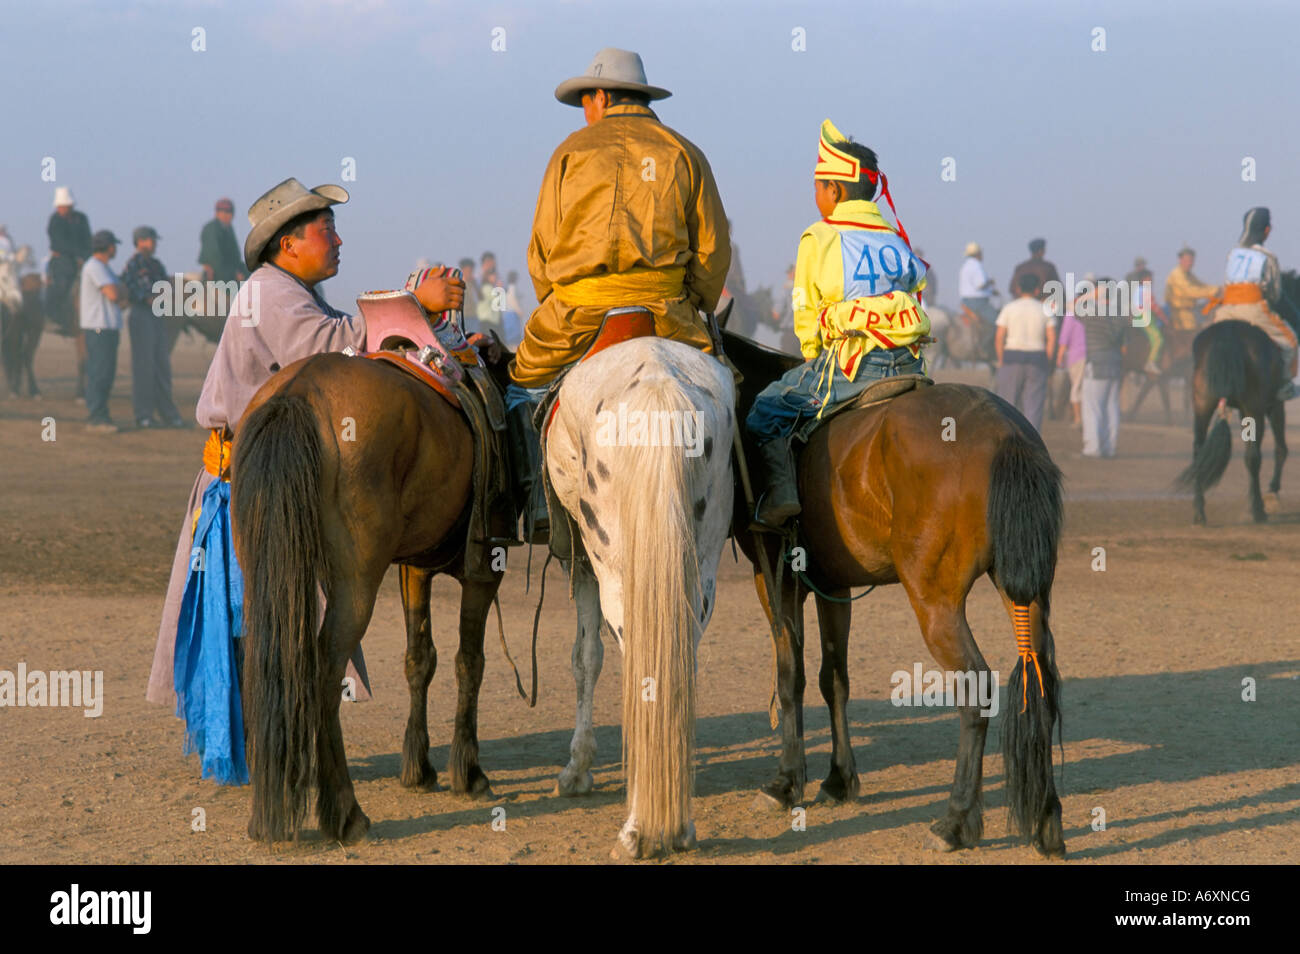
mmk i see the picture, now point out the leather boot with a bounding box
[755,436,801,526]
[506,403,550,544]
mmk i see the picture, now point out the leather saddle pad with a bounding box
[794,372,933,442]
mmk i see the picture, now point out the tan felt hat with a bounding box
[554,48,671,107]
[243,177,349,272]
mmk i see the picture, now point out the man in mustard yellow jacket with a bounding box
[507,48,731,538]
[747,120,929,526]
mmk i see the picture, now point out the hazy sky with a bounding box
[4,0,1297,313]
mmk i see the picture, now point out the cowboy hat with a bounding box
[554,48,671,107]
[243,177,349,272]
[53,186,75,208]
[964,242,982,257]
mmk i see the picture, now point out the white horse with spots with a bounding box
[546,335,734,858]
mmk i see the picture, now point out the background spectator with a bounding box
[994,271,1055,432]
[79,230,125,432]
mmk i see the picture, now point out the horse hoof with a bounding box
[753,788,791,813]
[464,782,495,802]
[554,769,595,797]
[612,823,647,861]
[926,828,961,853]
[340,808,371,845]
[815,773,860,806]
[673,822,697,852]
[400,762,439,791]
[1263,492,1282,514]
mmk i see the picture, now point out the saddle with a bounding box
[793,373,933,443]
[536,306,658,563]
[353,291,512,583]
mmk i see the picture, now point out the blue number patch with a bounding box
[842,231,923,299]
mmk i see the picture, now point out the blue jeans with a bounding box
[505,382,548,413]
[746,346,923,443]
[84,328,120,423]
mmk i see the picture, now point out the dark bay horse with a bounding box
[1176,271,1300,524]
[231,349,514,843]
[1123,324,1195,423]
[725,331,1066,857]
[1,273,44,397]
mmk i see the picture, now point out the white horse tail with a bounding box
[617,375,700,855]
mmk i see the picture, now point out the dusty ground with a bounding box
[1,333,1296,865]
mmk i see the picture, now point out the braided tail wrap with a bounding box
[988,434,1064,844]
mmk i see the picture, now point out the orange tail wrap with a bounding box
[1012,603,1045,712]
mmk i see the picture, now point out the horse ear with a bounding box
[717,299,734,329]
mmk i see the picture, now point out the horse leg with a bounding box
[814,591,858,803]
[753,558,808,810]
[901,586,991,852]
[315,586,379,844]
[1266,402,1287,506]
[1245,406,1266,522]
[399,564,438,789]
[448,574,499,798]
[1190,405,1212,525]
[1158,376,1172,425]
[1126,374,1150,421]
[24,322,41,398]
[557,559,603,796]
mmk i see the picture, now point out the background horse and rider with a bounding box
[1178,270,1300,524]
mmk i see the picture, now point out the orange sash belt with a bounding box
[203,428,232,481]
[1203,282,1264,314]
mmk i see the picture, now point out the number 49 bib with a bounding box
[839,230,925,299]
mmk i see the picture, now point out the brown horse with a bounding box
[725,330,1067,857]
[230,349,514,843]
[1,273,44,397]
[1123,324,1195,423]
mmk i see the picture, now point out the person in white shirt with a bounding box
[994,271,1056,432]
[958,241,998,324]
[79,230,126,432]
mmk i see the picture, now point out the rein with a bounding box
[782,544,878,603]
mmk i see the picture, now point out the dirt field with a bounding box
[2,333,1296,865]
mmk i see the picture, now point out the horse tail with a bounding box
[617,377,700,856]
[1176,414,1232,492]
[1176,329,1241,492]
[1205,327,1247,401]
[231,392,329,842]
[988,434,1065,848]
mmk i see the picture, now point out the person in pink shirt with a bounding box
[1056,304,1087,426]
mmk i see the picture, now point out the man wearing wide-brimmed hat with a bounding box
[147,177,464,783]
[507,47,731,537]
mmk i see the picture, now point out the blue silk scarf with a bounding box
[173,479,248,785]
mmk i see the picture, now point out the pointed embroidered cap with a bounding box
[815,119,861,182]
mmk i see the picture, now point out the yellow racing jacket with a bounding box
[793,199,929,380]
